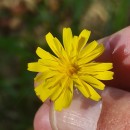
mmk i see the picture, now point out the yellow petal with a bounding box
[34,82,59,102]
[46,32,64,57]
[76,84,90,98]
[78,29,91,52]
[38,59,59,68]
[50,84,62,101]
[63,88,73,108]
[62,80,73,108]
[54,79,73,111]
[35,74,64,102]
[54,37,69,61]
[45,74,64,89]
[54,89,73,111]
[63,28,73,54]
[36,47,57,60]
[78,44,104,65]
[73,76,90,97]
[34,83,50,102]
[79,40,98,58]
[27,62,48,72]
[50,77,68,101]
[76,81,101,101]
[34,70,58,84]
[79,63,113,73]
[34,73,44,86]
[53,92,63,111]
[71,36,79,58]
[93,71,114,80]
[83,82,101,101]
[80,75,105,90]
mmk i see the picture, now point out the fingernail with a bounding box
[50,92,102,130]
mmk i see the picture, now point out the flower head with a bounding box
[28,28,114,111]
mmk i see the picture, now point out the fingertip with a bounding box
[50,92,102,130]
[98,26,130,91]
[109,26,130,91]
[34,103,52,130]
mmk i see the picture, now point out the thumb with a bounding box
[50,90,102,130]
[50,87,130,130]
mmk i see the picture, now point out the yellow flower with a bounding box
[28,28,114,111]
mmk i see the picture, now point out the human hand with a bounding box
[34,26,130,130]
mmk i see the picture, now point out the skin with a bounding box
[34,26,130,130]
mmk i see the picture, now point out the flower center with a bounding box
[67,64,79,77]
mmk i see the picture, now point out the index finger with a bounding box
[97,26,130,91]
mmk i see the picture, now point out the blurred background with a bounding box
[0,0,130,130]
